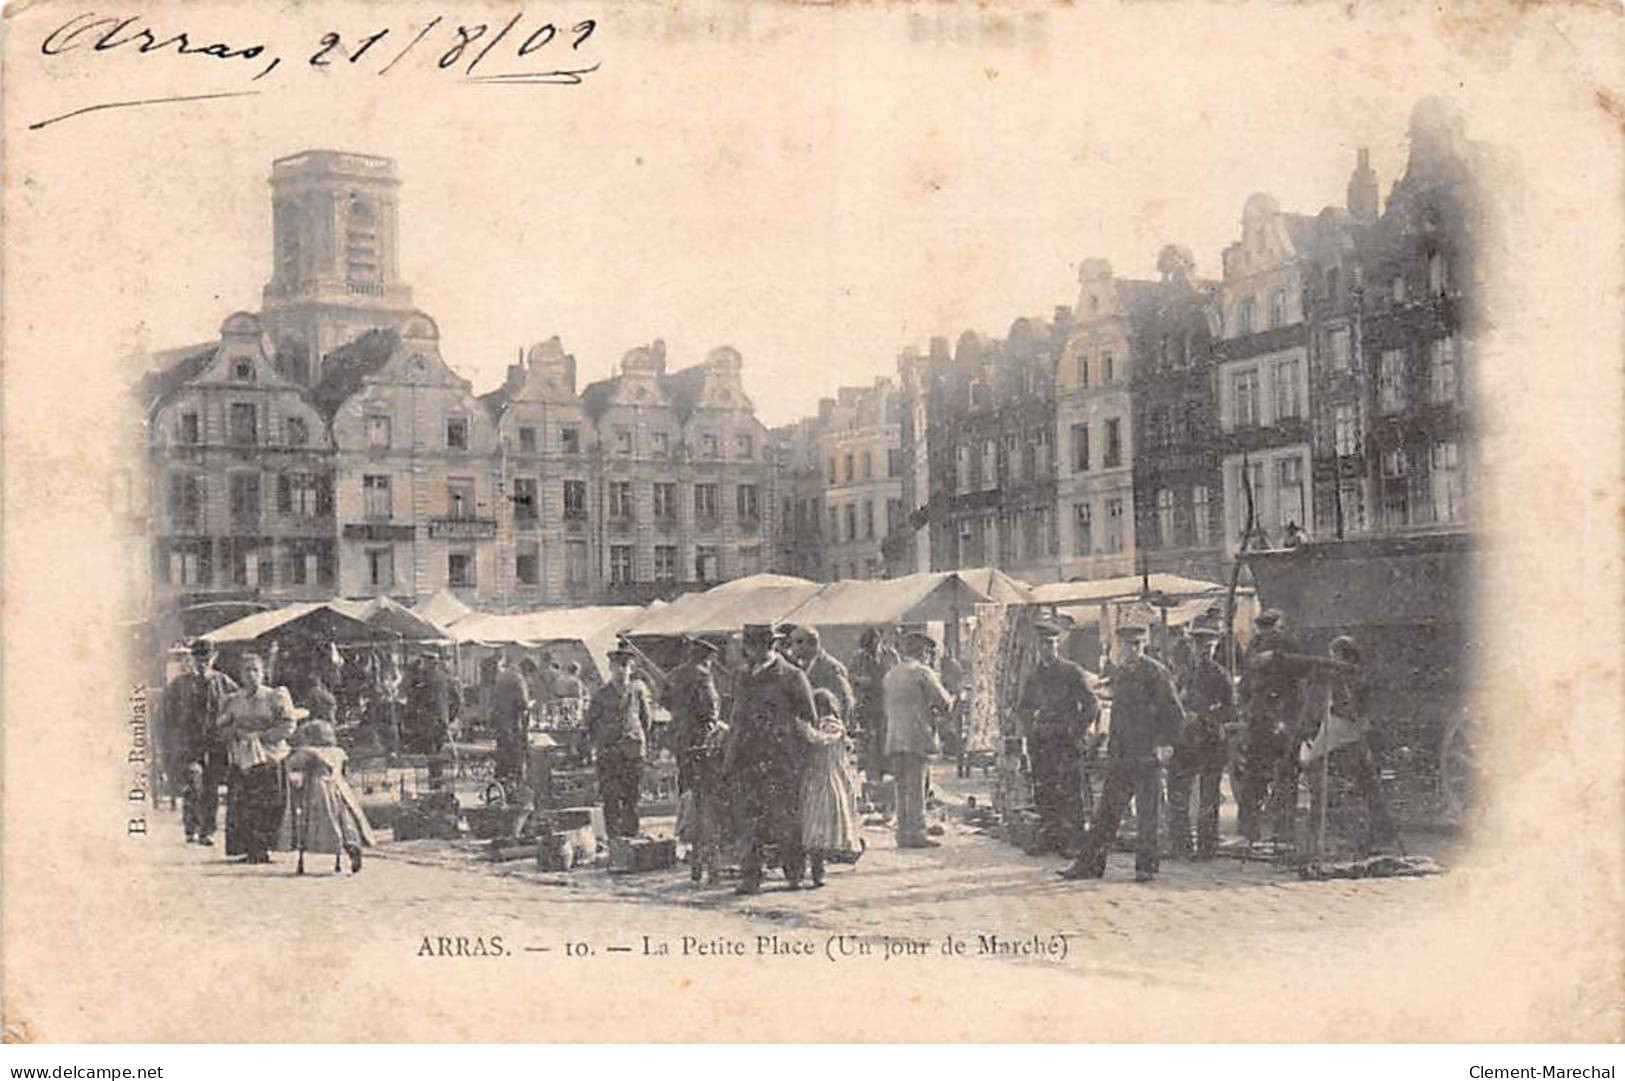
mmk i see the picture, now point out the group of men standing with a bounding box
[1016,608,1396,883]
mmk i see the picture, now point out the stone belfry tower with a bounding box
[260,150,417,385]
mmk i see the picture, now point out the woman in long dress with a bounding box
[798,688,861,888]
[279,720,377,873]
[218,652,298,864]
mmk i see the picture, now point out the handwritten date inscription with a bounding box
[33,10,601,129]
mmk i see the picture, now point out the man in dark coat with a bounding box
[1016,624,1099,856]
[848,626,899,783]
[489,653,531,786]
[1061,624,1184,882]
[406,652,459,787]
[1239,608,1307,843]
[785,626,854,722]
[587,646,652,838]
[1166,627,1235,859]
[725,623,818,894]
[160,640,238,845]
[665,636,727,881]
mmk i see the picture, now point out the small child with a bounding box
[798,688,861,888]
[280,720,377,873]
[182,761,209,844]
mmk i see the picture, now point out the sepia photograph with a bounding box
[1,0,1621,1055]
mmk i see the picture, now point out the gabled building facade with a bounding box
[814,379,905,581]
[145,312,337,605]
[1129,246,1227,582]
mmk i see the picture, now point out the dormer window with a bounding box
[701,432,719,459]
[446,417,469,451]
[233,359,255,383]
[652,431,670,458]
[1236,295,1256,335]
[518,426,537,453]
[178,412,200,445]
[736,433,754,459]
[615,427,633,455]
[367,414,392,450]
[1428,251,1449,297]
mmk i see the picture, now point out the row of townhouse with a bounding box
[139,150,780,613]
[895,98,1484,585]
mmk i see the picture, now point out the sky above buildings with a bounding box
[14,2,1497,426]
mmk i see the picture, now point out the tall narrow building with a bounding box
[260,151,418,386]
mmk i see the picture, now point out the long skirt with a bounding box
[801,744,860,855]
[278,775,378,855]
[226,763,286,857]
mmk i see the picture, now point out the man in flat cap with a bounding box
[587,645,653,838]
[1239,608,1308,844]
[1062,623,1184,882]
[883,630,954,849]
[1016,623,1099,857]
[161,639,239,845]
[665,636,728,881]
[1166,627,1236,859]
[785,625,855,725]
[725,623,819,893]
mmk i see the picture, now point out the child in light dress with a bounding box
[798,688,861,888]
[279,720,377,874]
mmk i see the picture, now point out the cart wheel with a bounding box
[483,781,507,807]
[1438,713,1477,825]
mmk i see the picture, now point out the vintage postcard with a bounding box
[1,0,1621,1045]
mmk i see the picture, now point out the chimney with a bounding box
[1347,147,1379,224]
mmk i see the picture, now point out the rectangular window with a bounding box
[1269,288,1288,329]
[563,479,587,520]
[694,483,719,521]
[1102,352,1115,383]
[1077,353,1090,388]
[609,480,634,519]
[446,417,468,450]
[560,425,581,455]
[1381,448,1409,479]
[827,458,838,485]
[1428,252,1449,297]
[701,433,719,459]
[695,546,718,583]
[886,498,903,535]
[887,448,902,477]
[1103,419,1122,469]
[737,434,755,459]
[844,451,855,482]
[614,428,632,456]
[367,415,391,450]
[285,416,308,446]
[1236,296,1256,336]
[826,507,838,539]
[280,549,308,587]
[1383,483,1410,528]
[1074,504,1094,557]
[1272,359,1302,421]
[229,403,258,446]
[1379,350,1408,413]
[513,477,538,524]
[367,547,394,589]
[1337,480,1367,534]
[1327,404,1357,457]
[363,474,392,519]
[1432,441,1464,523]
[229,473,260,522]
[448,552,475,589]
[955,446,971,494]
[653,481,676,519]
[516,541,540,586]
[845,504,858,542]
[447,478,475,520]
[280,472,322,518]
[862,450,873,479]
[178,412,200,445]
[1192,485,1211,544]
[609,545,633,585]
[1071,424,1089,472]
[653,545,678,580]
[1277,457,1306,530]
[1232,369,1259,428]
[170,548,204,587]
[736,483,760,520]
[981,440,997,490]
[1105,498,1124,553]
[518,426,537,453]
[864,500,876,539]
[168,474,202,530]
[1329,327,1352,371]
[1156,489,1175,548]
[652,431,670,458]
[1429,337,1458,404]
[565,539,588,584]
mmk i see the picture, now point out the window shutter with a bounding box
[277,474,292,513]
